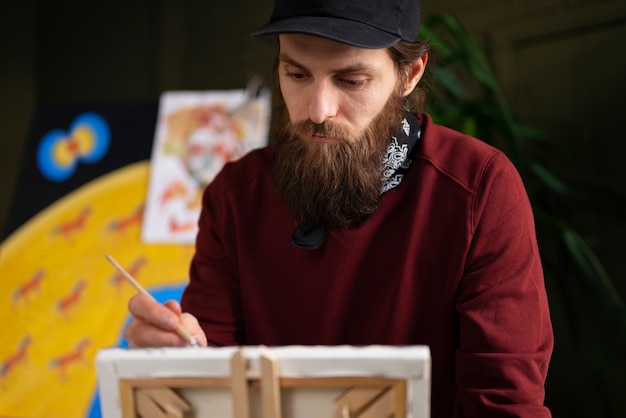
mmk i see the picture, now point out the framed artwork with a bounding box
[96,345,431,418]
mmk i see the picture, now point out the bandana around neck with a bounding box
[292,112,422,249]
[381,112,421,193]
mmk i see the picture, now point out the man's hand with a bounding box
[125,293,207,348]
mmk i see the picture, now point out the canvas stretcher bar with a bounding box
[96,345,430,418]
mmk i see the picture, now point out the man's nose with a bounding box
[308,81,338,124]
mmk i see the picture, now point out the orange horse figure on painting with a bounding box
[56,279,87,318]
[110,256,147,291]
[107,203,145,234]
[0,335,32,389]
[169,217,197,234]
[12,269,45,306]
[50,206,92,240]
[49,338,91,381]
[160,180,188,206]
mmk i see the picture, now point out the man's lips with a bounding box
[310,133,338,143]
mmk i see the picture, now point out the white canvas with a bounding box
[96,345,431,418]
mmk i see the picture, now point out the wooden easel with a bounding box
[117,346,408,418]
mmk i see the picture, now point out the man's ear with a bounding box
[402,54,428,97]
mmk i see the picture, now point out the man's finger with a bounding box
[128,293,179,331]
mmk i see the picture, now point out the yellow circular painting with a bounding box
[0,161,194,417]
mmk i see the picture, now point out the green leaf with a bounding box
[562,228,624,309]
[431,67,469,99]
[528,162,570,194]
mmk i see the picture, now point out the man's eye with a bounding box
[339,78,366,88]
[286,71,306,80]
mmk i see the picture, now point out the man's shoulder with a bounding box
[417,113,516,191]
[211,146,274,190]
[224,146,273,172]
[419,113,500,157]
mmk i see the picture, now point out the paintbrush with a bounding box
[105,254,199,347]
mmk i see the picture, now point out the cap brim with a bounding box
[251,16,400,49]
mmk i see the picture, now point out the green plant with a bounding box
[419,13,626,417]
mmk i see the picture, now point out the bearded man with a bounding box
[125,0,553,416]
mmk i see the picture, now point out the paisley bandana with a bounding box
[380,112,421,194]
[292,112,421,249]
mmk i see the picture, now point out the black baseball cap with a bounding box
[251,0,421,49]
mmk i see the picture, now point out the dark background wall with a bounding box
[1,0,625,416]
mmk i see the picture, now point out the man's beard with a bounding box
[272,87,407,228]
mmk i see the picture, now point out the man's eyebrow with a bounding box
[278,52,376,74]
[278,53,305,69]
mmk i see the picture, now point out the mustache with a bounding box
[288,120,354,143]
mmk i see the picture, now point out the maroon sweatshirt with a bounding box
[182,113,553,418]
